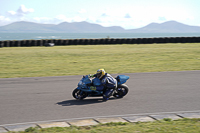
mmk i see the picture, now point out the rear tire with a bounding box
[113,84,129,98]
[72,89,87,100]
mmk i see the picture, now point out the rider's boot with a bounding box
[102,88,114,101]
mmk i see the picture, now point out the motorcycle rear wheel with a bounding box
[72,89,88,100]
[113,84,129,98]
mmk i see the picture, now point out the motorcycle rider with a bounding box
[90,69,117,101]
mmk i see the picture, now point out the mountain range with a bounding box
[0,21,200,33]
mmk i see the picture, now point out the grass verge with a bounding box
[16,118,200,133]
[0,43,200,78]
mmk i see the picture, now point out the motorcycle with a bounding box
[72,74,129,100]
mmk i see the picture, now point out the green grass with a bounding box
[0,43,200,78]
[18,118,200,133]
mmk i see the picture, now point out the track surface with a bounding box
[0,71,200,125]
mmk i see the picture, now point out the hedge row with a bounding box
[0,37,200,47]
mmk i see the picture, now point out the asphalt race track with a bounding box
[0,71,200,125]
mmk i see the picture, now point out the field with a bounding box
[0,43,200,78]
[20,118,200,133]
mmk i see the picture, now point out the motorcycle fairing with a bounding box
[116,75,129,85]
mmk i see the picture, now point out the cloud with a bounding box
[55,14,68,21]
[17,5,34,14]
[0,15,10,25]
[0,5,35,26]
[0,15,10,21]
[33,17,52,23]
[78,9,86,14]
[71,16,86,22]
[33,14,87,24]
[0,15,11,26]
[7,11,17,16]
[0,16,12,26]
[101,13,109,17]
[158,17,167,21]
[7,5,34,18]
[124,13,131,18]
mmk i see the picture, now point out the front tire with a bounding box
[113,84,129,98]
[72,89,87,100]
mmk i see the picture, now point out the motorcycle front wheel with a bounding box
[113,84,129,98]
[72,89,88,100]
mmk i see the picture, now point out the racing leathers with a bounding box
[98,73,117,100]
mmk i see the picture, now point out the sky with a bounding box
[0,0,200,29]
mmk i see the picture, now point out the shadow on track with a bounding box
[57,98,116,106]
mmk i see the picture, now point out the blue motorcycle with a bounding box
[72,75,129,100]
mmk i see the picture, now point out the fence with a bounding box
[0,37,200,47]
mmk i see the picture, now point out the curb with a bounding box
[0,111,200,132]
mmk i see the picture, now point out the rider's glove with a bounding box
[89,74,94,78]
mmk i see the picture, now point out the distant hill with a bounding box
[0,21,56,33]
[0,20,200,33]
[54,21,125,32]
[0,21,125,33]
[127,21,200,33]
